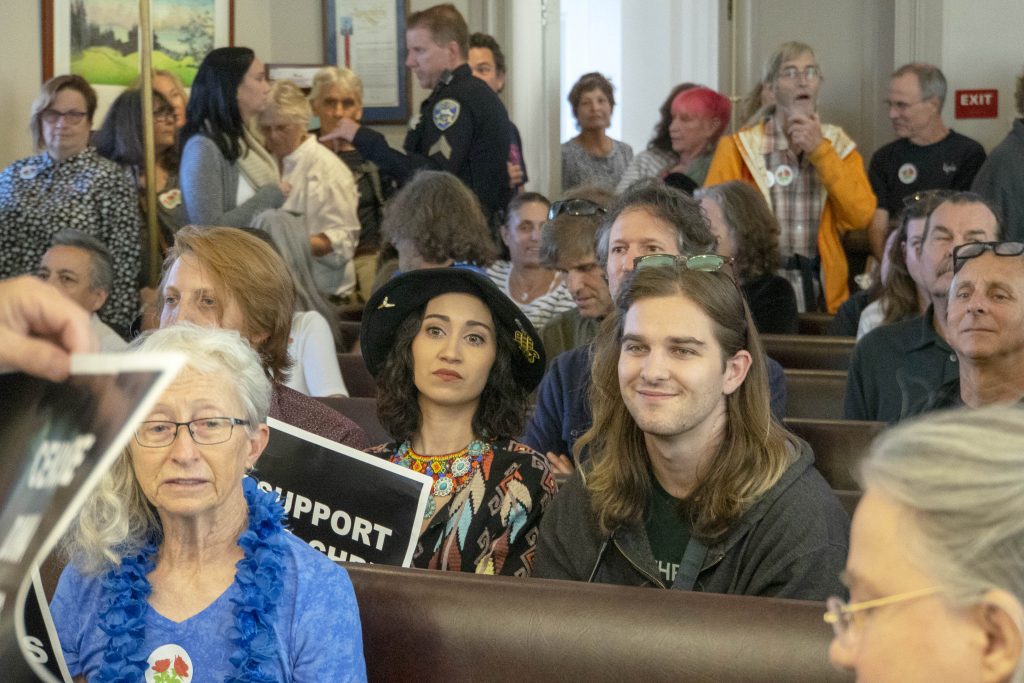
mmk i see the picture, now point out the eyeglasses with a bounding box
[134,417,250,447]
[41,109,88,125]
[154,107,177,123]
[549,199,607,220]
[633,253,734,272]
[777,66,821,82]
[824,587,941,645]
[953,241,1024,274]
[885,99,924,112]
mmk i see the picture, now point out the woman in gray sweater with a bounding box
[180,47,288,228]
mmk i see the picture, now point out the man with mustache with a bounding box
[845,192,1000,421]
[706,41,875,314]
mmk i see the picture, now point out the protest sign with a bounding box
[0,353,184,682]
[256,418,432,567]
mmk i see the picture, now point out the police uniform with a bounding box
[351,63,511,224]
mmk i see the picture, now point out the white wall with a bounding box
[0,1,43,165]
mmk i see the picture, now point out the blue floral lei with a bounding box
[94,477,287,683]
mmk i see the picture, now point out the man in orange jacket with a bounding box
[706,41,875,313]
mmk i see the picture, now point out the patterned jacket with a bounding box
[368,439,557,576]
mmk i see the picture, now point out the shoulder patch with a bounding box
[433,99,461,131]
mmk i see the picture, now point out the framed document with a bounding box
[323,0,410,124]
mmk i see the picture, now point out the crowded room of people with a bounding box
[4,1,1024,680]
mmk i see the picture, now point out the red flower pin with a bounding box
[152,659,170,673]
[174,655,190,677]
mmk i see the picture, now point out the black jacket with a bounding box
[534,441,849,600]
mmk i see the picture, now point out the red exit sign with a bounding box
[955,89,998,118]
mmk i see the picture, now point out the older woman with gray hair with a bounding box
[51,324,366,681]
[258,79,361,301]
[828,406,1024,682]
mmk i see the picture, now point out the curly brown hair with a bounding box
[699,181,782,280]
[568,72,616,120]
[381,170,498,266]
[376,302,530,443]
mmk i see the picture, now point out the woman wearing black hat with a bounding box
[362,267,556,576]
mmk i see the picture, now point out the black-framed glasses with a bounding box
[134,417,250,448]
[548,199,607,220]
[41,109,88,125]
[953,241,1024,274]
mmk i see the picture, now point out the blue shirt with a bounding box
[51,532,367,682]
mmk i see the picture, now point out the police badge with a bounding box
[433,99,461,131]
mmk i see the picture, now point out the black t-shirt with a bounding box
[869,131,986,216]
[645,477,691,585]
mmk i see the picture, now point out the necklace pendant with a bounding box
[433,476,454,497]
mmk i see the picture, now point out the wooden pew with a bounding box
[762,334,856,372]
[798,312,836,336]
[784,370,848,421]
[785,418,884,490]
[337,353,377,398]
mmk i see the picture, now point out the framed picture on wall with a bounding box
[42,0,235,120]
[322,0,410,124]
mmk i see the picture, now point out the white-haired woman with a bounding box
[258,79,360,301]
[828,406,1024,682]
[51,324,366,681]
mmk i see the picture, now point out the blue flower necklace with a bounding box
[94,477,287,683]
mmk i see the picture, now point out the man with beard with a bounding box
[844,192,1000,421]
[706,41,875,313]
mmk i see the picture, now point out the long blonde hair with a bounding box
[580,265,795,540]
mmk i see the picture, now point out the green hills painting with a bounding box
[70,0,215,86]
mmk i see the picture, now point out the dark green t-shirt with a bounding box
[645,477,692,585]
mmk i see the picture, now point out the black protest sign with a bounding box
[257,418,431,566]
[0,353,183,683]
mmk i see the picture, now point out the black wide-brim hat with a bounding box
[360,267,547,392]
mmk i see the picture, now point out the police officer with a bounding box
[323,3,510,226]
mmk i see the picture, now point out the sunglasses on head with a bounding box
[548,199,607,220]
[633,253,734,272]
[952,241,1024,274]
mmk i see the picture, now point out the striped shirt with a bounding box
[485,261,577,330]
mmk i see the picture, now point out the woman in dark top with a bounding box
[361,268,556,576]
[699,181,799,334]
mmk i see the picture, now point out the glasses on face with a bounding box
[135,417,250,448]
[778,66,821,82]
[824,587,941,645]
[153,107,177,123]
[41,109,88,125]
[549,199,607,220]
[952,241,1024,274]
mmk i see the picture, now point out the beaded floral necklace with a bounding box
[94,477,287,683]
[390,439,490,518]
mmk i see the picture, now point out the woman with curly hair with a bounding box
[360,268,556,575]
[699,181,798,333]
[562,72,633,191]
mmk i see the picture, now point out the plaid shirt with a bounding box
[762,117,824,258]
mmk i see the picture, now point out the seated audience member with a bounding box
[523,180,787,474]
[706,41,875,314]
[361,268,556,575]
[180,47,288,228]
[151,69,188,129]
[911,241,1024,412]
[829,406,1024,681]
[868,63,986,258]
[468,32,528,193]
[538,186,616,360]
[486,192,575,329]
[374,170,499,288]
[618,86,730,192]
[0,74,141,335]
[698,181,798,333]
[51,324,366,681]
[845,192,1000,422]
[535,263,848,597]
[308,66,391,302]
[616,83,695,191]
[36,230,126,351]
[94,87,186,280]
[972,66,1024,241]
[562,72,633,191]
[259,80,361,301]
[159,225,368,448]
[0,275,97,381]
[830,192,935,336]
[262,219,349,398]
